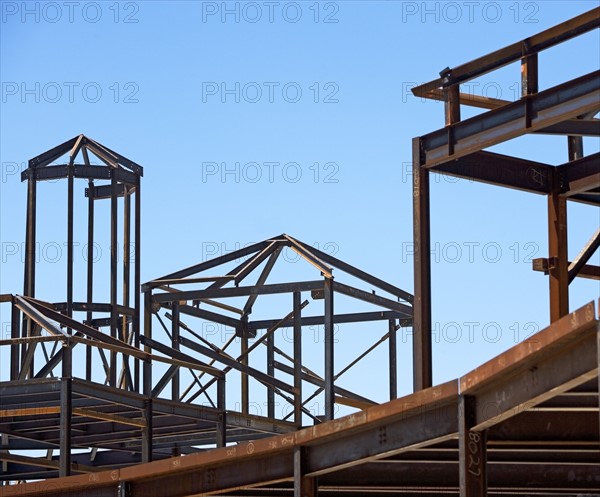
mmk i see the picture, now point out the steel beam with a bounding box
[420,71,600,167]
[459,396,487,497]
[323,279,334,421]
[548,168,569,322]
[413,137,432,391]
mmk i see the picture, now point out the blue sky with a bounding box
[1,1,599,417]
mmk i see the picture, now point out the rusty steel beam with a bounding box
[413,137,432,391]
[420,71,600,168]
[412,8,600,98]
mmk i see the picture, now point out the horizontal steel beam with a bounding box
[412,8,600,96]
[152,280,324,303]
[248,310,410,330]
[420,71,600,167]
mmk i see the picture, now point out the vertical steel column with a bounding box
[294,446,317,497]
[110,170,119,387]
[171,301,180,401]
[66,163,74,320]
[459,395,487,497]
[241,324,249,415]
[86,180,95,381]
[142,290,153,463]
[22,174,36,377]
[548,168,569,322]
[267,324,275,419]
[59,340,73,477]
[413,137,432,391]
[142,356,153,464]
[444,84,460,126]
[294,291,303,426]
[521,52,538,96]
[134,179,141,392]
[323,279,334,421]
[23,173,36,298]
[216,376,226,448]
[10,298,20,381]
[388,319,397,400]
[122,187,131,390]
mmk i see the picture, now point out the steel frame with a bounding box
[2,300,597,496]
[2,144,414,480]
[411,7,600,391]
[1,8,599,497]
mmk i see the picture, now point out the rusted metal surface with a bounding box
[1,301,598,495]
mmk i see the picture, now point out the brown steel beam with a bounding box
[420,71,600,168]
[412,8,600,97]
[431,151,552,195]
[412,137,432,391]
[548,168,569,322]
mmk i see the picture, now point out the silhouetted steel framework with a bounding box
[1,8,599,497]
[0,152,414,481]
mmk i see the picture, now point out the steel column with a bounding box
[324,278,334,421]
[66,164,74,322]
[459,395,487,497]
[86,180,94,381]
[548,168,569,322]
[294,447,317,497]
[389,319,397,400]
[134,179,141,392]
[171,301,180,401]
[267,322,275,419]
[110,171,119,387]
[216,377,226,448]
[294,291,303,426]
[444,83,461,126]
[59,341,72,477]
[22,175,36,378]
[521,53,538,96]
[413,137,432,391]
[10,299,20,380]
[241,323,249,415]
[122,186,131,390]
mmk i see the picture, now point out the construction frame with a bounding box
[1,7,599,497]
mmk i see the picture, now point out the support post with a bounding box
[10,299,20,381]
[241,321,249,415]
[294,291,303,426]
[388,319,397,400]
[548,168,569,322]
[324,278,334,421]
[59,340,73,477]
[23,174,36,377]
[142,357,153,463]
[134,179,141,392]
[413,137,432,391]
[110,171,118,387]
[459,395,487,497]
[521,52,538,96]
[142,290,153,463]
[216,376,226,448]
[444,84,461,126]
[86,180,94,381]
[267,322,275,419]
[294,446,317,497]
[122,186,131,389]
[171,301,180,401]
[66,162,74,320]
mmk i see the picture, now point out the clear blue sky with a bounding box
[1,1,599,417]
